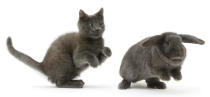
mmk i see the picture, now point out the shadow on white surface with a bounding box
[33,82,200,95]
[122,82,200,96]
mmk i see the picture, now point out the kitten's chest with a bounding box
[79,38,104,54]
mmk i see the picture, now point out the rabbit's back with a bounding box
[120,39,154,82]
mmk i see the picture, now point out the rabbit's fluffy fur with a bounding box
[119,32,205,89]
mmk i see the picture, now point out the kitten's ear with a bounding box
[79,9,88,19]
[96,8,104,17]
[142,35,163,47]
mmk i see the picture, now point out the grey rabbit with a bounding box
[7,8,112,88]
[119,32,204,89]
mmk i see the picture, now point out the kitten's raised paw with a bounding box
[103,47,112,57]
[118,79,131,89]
[89,57,100,68]
[147,81,166,89]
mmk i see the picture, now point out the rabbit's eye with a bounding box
[164,42,170,47]
[167,42,170,46]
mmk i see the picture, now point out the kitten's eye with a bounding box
[89,23,93,27]
[100,23,104,26]
[99,23,104,28]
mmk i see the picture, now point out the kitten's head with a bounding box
[78,8,105,39]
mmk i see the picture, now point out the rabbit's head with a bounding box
[143,32,205,63]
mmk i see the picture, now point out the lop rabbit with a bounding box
[119,32,205,89]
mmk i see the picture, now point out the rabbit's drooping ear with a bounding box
[179,34,205,45]
[142,35,163,47]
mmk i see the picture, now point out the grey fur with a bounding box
[7,37,42,72]
[7,8,111,88]
[119,32,204,89]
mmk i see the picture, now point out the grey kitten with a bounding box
[119,32,204,89]
[7,8,112,88]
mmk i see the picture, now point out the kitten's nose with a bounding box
[95,29,100,32]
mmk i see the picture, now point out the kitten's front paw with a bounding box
[89,57,100,68]
[103,47,112,57]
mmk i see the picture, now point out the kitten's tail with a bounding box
[7,37,43,73]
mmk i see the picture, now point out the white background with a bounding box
[0,0,209,97]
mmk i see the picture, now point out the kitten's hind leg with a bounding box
[56,79,85,88]
[118,79,131,89]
